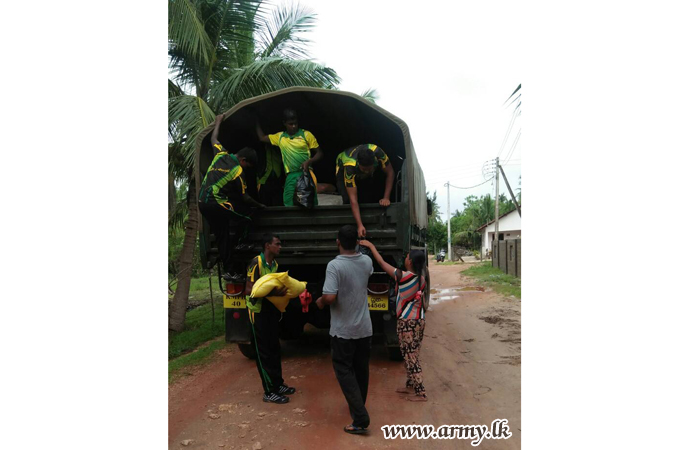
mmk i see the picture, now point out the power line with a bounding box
[425,166,486,178]
[424,164,491,178]
[502,128,521,166]
[497,108,519,159]
[425,169,488,184]
[425,176,491,188]
[449,177,494,190]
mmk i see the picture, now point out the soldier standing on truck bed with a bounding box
[335,144,395,238]
[199,114,266,280]
[244,233,296,404]
[256,108,324,207]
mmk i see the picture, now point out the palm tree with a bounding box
[168,0,341,332]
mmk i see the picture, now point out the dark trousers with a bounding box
[331,336,371,428]
[258,174,284,207]
[250,302,284,395]
[198,201,251,273]
[335,171,386,205]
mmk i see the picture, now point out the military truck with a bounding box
[194,87,430,360]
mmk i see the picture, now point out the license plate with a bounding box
[368,295,388,311]
[223,295,246,309]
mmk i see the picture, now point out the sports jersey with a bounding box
[245,253,279,313]
[257,146,283,189]
[335,144,389,188]
[199,144,247,209]
[268,129,319,174]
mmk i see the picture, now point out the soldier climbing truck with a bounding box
[195,87,430,360]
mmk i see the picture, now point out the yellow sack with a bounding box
[250,272,307,312]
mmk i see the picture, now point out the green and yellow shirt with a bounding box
[245,253,279,312]
[199,144,247,210]
[268,129,319,174]
[335,144,389,188]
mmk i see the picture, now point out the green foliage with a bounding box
[452,231,470,247]
[461,263,520,298]
[168,1,344,308]
[170,274,217,301]
[169,300,226,360]
[168,0,341,172]
[169,338,226,383]
[426,191,447,252]
[169,232,207,280]
[361,88,380,103]
[449,193,518,250]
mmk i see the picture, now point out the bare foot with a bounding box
[407,395,428,402]
[395,387,410,394]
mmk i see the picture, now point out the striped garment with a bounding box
[395,270,426,320]
[199,146,246,208]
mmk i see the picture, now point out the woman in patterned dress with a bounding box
[359,240,428,402]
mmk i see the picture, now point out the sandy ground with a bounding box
[169,262,521,449]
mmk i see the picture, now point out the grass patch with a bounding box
[461,263,521,298]
[171,275,224,303]
[168,338,226,383]
[168,276,231,383]
[169,300,226,360]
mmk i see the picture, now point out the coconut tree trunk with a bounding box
[169,178,199,332]
[168,170,177,221]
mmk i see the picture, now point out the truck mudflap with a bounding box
[224,304,252,343]
[223,301,257,359]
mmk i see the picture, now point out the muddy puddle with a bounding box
[429,285,485,308]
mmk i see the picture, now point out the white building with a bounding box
[477,209,521,257]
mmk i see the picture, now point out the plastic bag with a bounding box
[294,172,316,208]
[250,271,308,312]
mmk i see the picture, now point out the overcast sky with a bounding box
[269,0,522,222]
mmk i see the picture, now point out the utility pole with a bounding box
[499,164,521,217]
[445,181,451,262]
[494,158,500,260]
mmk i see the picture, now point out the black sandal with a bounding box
[344,424,368,434]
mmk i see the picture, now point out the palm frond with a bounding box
[209,57,340,112]
[360,87,380,103]
[169,187,191,232]
[170,0,268,94]
[169,94,216,169]
[169,79,184,98]
[257,2,316,59]
[169,0,214,66]
[169,142,190,183]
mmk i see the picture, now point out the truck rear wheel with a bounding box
[237,343,257,360]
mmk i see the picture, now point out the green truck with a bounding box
[194,87,430,360]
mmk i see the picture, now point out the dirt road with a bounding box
[169,263,521,449]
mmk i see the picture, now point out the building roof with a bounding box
[476,208,520,232]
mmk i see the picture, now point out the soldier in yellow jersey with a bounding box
[256,109,324,206]
[335,144,395,238]
[199,115,265,279]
